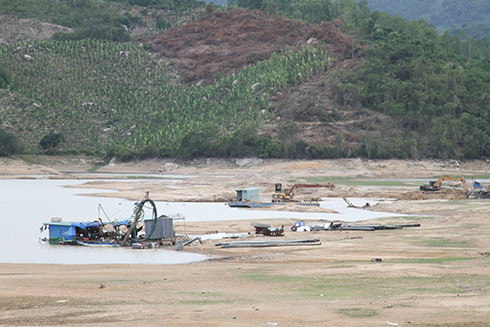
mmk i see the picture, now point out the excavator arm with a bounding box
[285,183,335,196]
[273,183,334,202]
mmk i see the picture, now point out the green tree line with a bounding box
[365,0,489,39]
[230,0,489,159]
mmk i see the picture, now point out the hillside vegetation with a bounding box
[206,0,490,39]
[365,0,490,39]
[0,0,488,160]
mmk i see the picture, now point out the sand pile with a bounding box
[399,188,468,200]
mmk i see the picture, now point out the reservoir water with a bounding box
[0,178,407,265]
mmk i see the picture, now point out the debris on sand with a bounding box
[216,239,321,248]
[303,222,421,232]
[251,222,284,236]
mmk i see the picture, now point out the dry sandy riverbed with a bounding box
[0,156,489,326]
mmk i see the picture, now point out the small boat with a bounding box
[227,200,319,208]
[227,201,277,208]
[75,240,121,247]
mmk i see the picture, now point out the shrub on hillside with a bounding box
[40,132,65,152]
[0,128,20,156]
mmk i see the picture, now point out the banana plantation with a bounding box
[0,39,331,158]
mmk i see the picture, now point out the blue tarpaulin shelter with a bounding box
[46,222,76,243]
[43,220,128,244]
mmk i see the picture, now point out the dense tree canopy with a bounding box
[40,133,65,152]
[365,0,489,38]
[0,128,19,156]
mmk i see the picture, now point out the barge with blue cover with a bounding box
[40,194,180,248]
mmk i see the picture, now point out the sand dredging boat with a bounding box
[40,194,184,248]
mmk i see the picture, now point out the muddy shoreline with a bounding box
[0,156,489,326]
[2,156,486,202]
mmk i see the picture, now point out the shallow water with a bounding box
[0,178,406,264]
[0,179,207,264]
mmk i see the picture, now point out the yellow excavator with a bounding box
[272,183,335,202]
[419,176,468,194]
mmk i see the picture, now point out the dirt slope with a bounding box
[148,8,382,149]
[149,9,356,84]
[0,15,72,43]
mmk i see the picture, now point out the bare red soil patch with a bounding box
[149,9,356,84]
[148,9,384,151]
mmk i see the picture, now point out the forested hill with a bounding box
[364,0,489,39]
[202,0,489,39]
[0,0,488,161]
